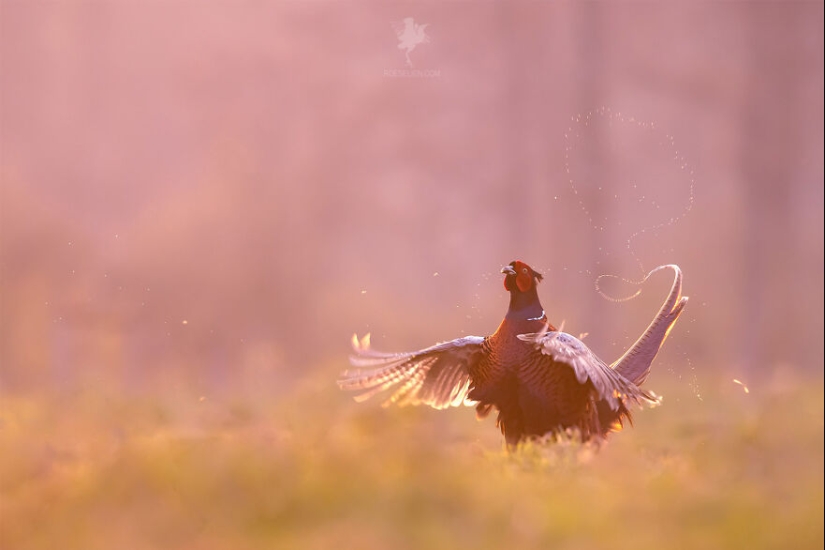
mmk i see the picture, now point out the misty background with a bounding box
[1,2,823,398]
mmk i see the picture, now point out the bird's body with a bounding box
[339,261,687,446]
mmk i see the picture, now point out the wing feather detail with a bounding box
[338,334,485,409]
[517,329,660,411]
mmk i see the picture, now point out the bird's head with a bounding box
[501,260,543,294]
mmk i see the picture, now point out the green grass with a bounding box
[1,367,822,550]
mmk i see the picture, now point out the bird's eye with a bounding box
[522,268,529,274]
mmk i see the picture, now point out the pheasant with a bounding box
[338,261,687,446]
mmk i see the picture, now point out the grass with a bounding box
[1,366,822,550]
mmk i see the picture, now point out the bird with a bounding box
[338,261,687,446]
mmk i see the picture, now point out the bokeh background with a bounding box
[1,2,823,550]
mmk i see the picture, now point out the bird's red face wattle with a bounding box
[503,260,543,293]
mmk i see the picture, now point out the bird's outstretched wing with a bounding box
[338,334,485,409]
[517,329,660,411]
[611,264,688,386]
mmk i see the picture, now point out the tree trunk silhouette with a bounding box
[739,3,807,375]
[575,2,614,344]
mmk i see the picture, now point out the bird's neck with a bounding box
[505,288,545,321]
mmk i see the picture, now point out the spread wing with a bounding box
[517,329,660,411]
[338,334,485,409]
[612,264,688,385]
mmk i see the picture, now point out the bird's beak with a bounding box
[501,265,516,276]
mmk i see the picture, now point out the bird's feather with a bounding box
[612,264,688,385]
[517,329,660,411]
[338,334,485,409]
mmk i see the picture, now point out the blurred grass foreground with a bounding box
[0,367,822,550]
